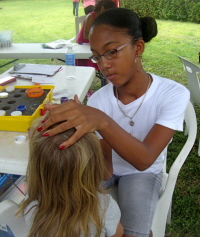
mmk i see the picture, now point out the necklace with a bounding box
[115,74,151,126]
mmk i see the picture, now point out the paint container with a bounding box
[0,110,6,116]
[0,92,8,98]
[6,86,15,92]
[11,111,22,116]
[16,105,27,112]
[14,135,27,144]
[60,97,69,104]
[26,87,44,98]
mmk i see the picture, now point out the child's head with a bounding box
[94,0,117,13]
[22,123,106,237]
[28,124,105,200]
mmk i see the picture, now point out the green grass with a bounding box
[143,20,199,85]
[0,0,85,73]
[0,1,200,236]
[1,0,83,42]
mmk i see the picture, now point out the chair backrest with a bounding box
[107,101,197,237]
[75,16,86,39]
[0,200,29,237]
[178,56,200,106]
[151,101,197,237]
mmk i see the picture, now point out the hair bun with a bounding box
[140,17,158,43]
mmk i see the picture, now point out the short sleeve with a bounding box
[155,83,190,131]
[103,195,121,237]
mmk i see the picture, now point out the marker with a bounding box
[16,74,32,80]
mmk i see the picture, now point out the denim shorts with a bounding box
[103,172,163,237]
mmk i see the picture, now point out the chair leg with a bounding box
[100,78,107,87]
[166,202,172,224]
[198,139,200,156]
[184,126,188,136]
[96,71,107,87]
[56,58,65,63]
[184,100,193,136]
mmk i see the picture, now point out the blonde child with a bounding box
[17,122,123,237]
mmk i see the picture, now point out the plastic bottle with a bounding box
[65,46,76,80]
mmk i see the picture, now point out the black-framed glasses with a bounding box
[89,39,137,64]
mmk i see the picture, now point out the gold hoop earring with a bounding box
[135,55,143,72]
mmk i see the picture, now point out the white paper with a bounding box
[10,64,62,76]
[32,75,54,84]
[13,73,54,84]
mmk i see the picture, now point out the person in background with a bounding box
[16,121,123,237]
[73,0,80,16]
[112,0,119,7]
[76,0,117,68]
[83,0,117,41]
[39,8,190,237]
[81,0,96,15]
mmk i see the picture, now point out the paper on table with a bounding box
[13,73,54,84]
[9,64,62,76]
[32,75,54,84]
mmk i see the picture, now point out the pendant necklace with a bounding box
[116,74,151,126]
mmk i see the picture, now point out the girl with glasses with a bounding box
[40,8,190,237]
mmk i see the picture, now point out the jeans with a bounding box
[73,2,79,16]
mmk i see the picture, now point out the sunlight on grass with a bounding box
[1,0,84,42]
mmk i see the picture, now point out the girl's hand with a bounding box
[39,95,108,149]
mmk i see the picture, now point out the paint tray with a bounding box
[0,85,54,132]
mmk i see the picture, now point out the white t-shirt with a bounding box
[87,193,121,237]
[87,74,190,175]
[24,194,120,237]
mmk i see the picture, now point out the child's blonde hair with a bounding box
[17,123,107,237]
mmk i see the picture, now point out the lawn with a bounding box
[0,0,200,236]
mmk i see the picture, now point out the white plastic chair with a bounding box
[75,16,86,39]
[108,101,197,237]
[178,56,200,106]
[151,101,197,236]
[178,56,200,155]
[0,200,29,237]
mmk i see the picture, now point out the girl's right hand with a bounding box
[39,95,108,149]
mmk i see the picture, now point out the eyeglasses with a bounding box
[89,40,136,64]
